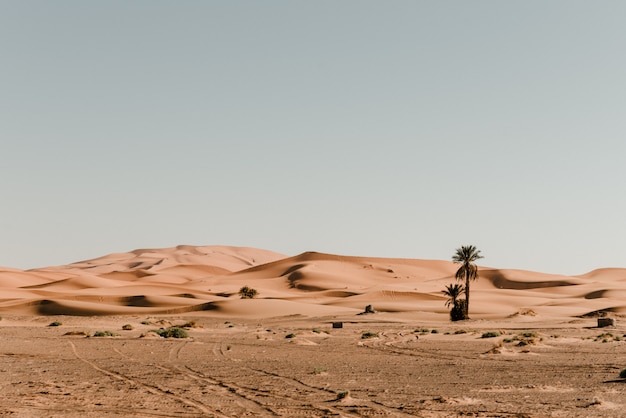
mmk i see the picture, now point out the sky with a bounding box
[1,1,625,275]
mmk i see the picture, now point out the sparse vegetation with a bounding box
[452,245,483,319]
[180,320,202,328]
[152,327,189,339]
[431,329,439,334]
[594,332,620,343]
[285,333,296,339]
[361,331,379,339]
[454,329,468,335]
[93,330,118,337]
[336,390,350,400]
[238,286,258,299]
[442,283,466,322]
[141,320,151,325]
[48,321,62,327]
[312,366,327,375]
[481,331,501,338]
[122,324,134,330]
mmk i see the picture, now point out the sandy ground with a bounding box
[1,246,626,416]
[1,313,625,417]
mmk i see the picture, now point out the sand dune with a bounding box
[1,245,625,318]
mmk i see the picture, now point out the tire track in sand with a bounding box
[68,341,219,417]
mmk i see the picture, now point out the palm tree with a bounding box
[452,245,483,319]
[442,283,464,308]
[441,283,465,321]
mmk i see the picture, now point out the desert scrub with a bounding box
[361,331,379,339]
[336,390,350,400]
[152,327,189,339]
[93,330,119,337]
[481,331,501,338]
[312,366,327,375]
[238,286,258,299]
[122,324,134,330]
[285,333,296,339]
[180,320,202,328]
[454,329,468,334]
[431,329,439,334]
[48,321,62,327]
[312,328,328,334]
[594,332,620,343]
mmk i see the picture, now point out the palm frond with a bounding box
[442,283,465,307]
[452,245,483,264]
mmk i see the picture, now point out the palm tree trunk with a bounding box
[464,269,470,319]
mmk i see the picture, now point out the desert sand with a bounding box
[1,245,625,417]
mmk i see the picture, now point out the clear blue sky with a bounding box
[2,1,625,274]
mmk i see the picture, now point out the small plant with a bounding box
[520,331,538,338]
[595,332,616,342]
[141,320,151,325]
[481,331,500,338]
[152,327,189,339]
[431,329,439,334]
[620,369,626,379]
[336,390,350,400]
[285,333,296,339]
[93,330,118,337]
[48,321,63,327]
[312,328,327,334]
[180,320,202,328]
[312,366,327,375]
[454,329,467,334]
[238,286,258,299]
[122,324,134,330]
[361,331,379,339]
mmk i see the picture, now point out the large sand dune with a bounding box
[1,245,625,319]
[2,245,626,417]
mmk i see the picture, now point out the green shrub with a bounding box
[454,329,467,334]
[361,331,379,339]
[48,321,62,327]
[481,331,501,338]
[238,286,258,299]
[312,366,327,375]
[520,331,538,338]
[152,327,188,339]
[122,324,134,330]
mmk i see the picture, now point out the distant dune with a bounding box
[1,245,625,318]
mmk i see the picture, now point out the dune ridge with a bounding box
[1,245,625,318]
